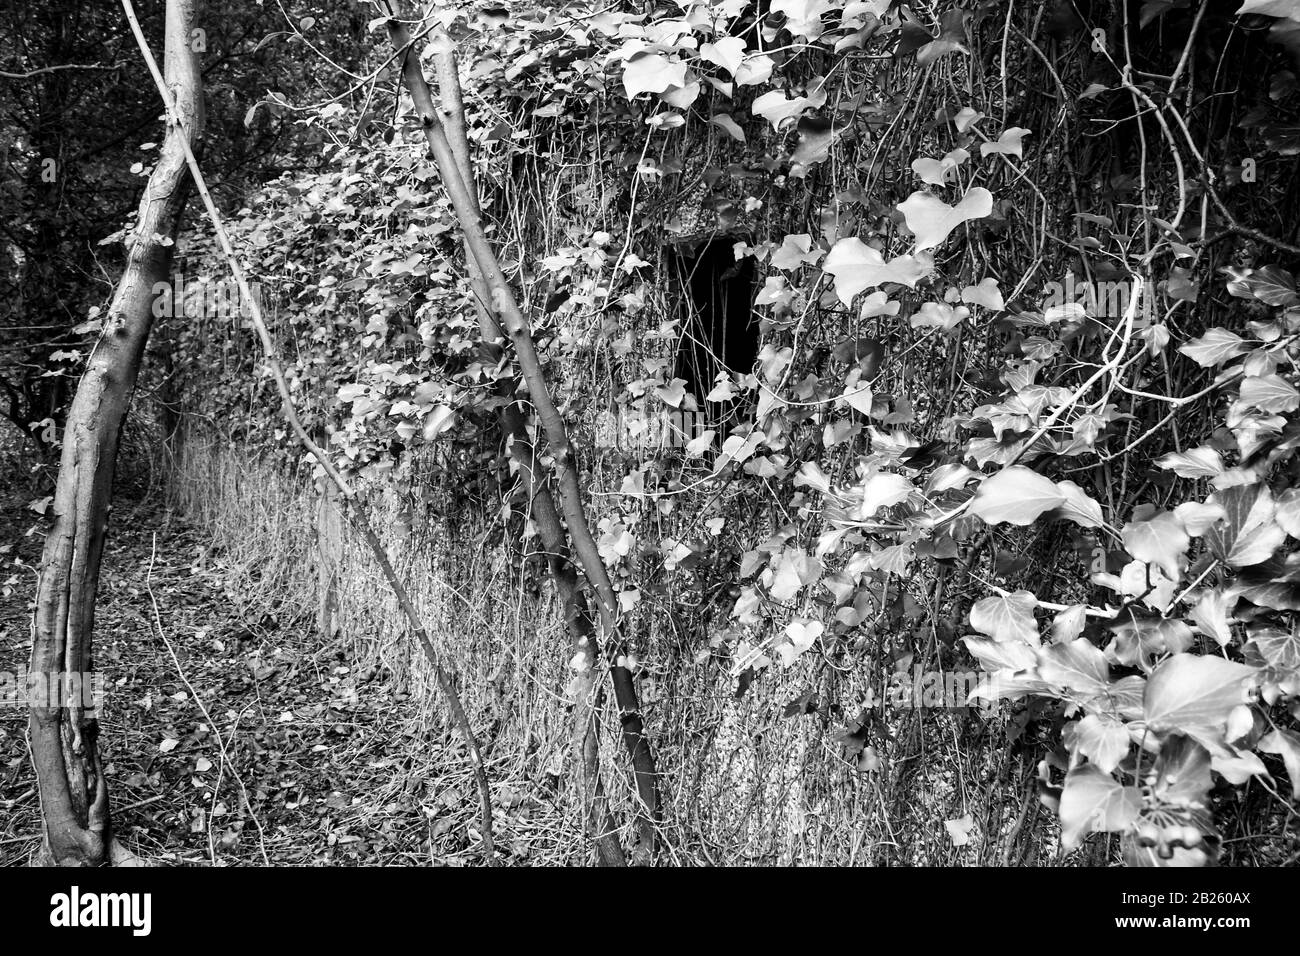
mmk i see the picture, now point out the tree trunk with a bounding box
[28,0,203,867]
[424,29,624,867]
[387,9,662,862]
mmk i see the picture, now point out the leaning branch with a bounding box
[425,26,625,867]
[385,6,660,861]
[121,0,496,864]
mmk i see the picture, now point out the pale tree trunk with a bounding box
[29,0,203,867]
[425,30,623,868]
[384,7,661,863]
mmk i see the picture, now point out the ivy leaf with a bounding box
[969,590,1039,645]
[1156,447,1224,479]
[969,465,1065,525]
[1258,729,1300,799]
[1037,638,1110,697]
[851,470,913,517]
[685,430,715,456]
[963,635,1038,671]
[702,372,736,402]
[622,52,688,99]
[911,148,970,186]
[897,187,993,251]
[734,54,774,86]
[777,618,824,667]
[960,277,1004,310]
[598,524,635,562]
[1144,653,1259,738]
[659,85,698,110]
[944,814,975,846]
[1247,626,1300,670]
[717,431,763,469]
[909,301,969,331]
[421,405,456,440]
[1214,746,1270,785]
[915,9,970,65]
[1052,480,1104,528]
[751,89,814,130]
[699,36,746,75]
[1107,613,1194,671]
[954,106,985,133]
[924,462,976,494]
[1151,735,1213,806]
[968,667,1051,702]
[338,382,367,403]
[1244,264,1299,306]
[709,113,745,142]
[768,553,803,602]
[859,291,899,318]
[1178,328,1248,367]
[1121,508,1189,582]
[1237,1,1300,19]
[840,380,874,416]
[1174,500,1227,536]
[867,542,913,574]
[655,378,687,408]
[1239,373,1300,413]
[770,233,817,270]
[793,461,833,494]
[772,0,835,39]
[1190,588,1235,646]
[1206,484,1286,568]
[1085,674,1147,722]
[1275,488,1300,537]
[979,127,1031,158]
[1059,765,1141,850]
[1230,565,1300,612]
[767,548,821,602]
[1071,714,1131,773]
[1051,604,1088,642]
[823,237,931,304]
[791,115,836,167]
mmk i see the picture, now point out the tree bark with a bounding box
[387,9,661,862]
[29,0,204,866]
[425,28,624,868]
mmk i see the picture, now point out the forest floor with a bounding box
[0,485,496,866]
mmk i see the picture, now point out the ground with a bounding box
[0,488,507,866]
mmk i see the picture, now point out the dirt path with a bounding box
[0,491,491,866]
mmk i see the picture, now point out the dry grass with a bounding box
[164,427,1052,865]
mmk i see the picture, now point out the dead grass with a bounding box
[162,428,1052,865]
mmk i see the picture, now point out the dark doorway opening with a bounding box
[668,238,758,402]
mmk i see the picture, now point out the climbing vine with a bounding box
[164,0,1300,864]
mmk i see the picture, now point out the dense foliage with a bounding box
[11,0,1300,865]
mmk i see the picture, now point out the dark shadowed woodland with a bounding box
[2,0,1300,869]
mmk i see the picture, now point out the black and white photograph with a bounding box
[0,0,1295,935]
